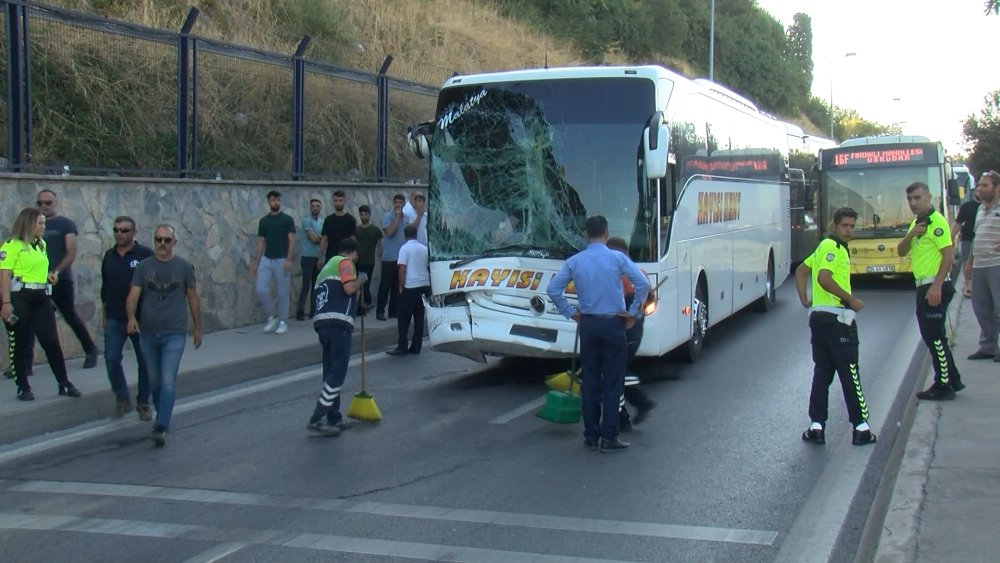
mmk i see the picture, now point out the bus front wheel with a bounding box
[680,281,708,363]
[753,254,776,312]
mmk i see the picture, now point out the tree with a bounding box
[963,90,1000,175]
[785,13,813,110]
[987,1,999,15]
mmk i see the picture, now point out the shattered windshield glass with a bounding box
[822,166,943,238]
[428,77,656,261]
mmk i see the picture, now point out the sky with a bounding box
[752,0,998,154]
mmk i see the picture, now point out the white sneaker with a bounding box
[263,316,279,333]
[275,321,288,335]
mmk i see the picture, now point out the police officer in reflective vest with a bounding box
[0,207,81,401]
[795,207,876,446]
[897,181,964,400]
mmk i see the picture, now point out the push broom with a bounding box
[537,326,581,423]
[347,287,382,422]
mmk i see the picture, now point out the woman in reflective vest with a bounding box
[0,207,80,401]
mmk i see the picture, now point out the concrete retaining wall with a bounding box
[0,174,424,359]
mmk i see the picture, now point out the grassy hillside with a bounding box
[32,0,824,178]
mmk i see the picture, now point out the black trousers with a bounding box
[619,317,652,423]
[4,288,69,391]
[297,257,319,317]
[916,281,960,386]
[397,285,430,352]
[356,263,375,310]
[376,260,400,317]
[808,311,868,426]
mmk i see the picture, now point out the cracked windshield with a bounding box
[428,77,655,262]
[822,167,943,238]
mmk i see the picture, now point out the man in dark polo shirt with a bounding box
[251,190,296,335]
[101,216,154,419]
[37,189,99,368]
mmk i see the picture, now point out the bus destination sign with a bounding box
[825,144,936,168]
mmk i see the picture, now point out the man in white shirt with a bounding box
[386,225,430,356]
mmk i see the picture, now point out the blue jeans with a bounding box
[140,333,187,431]
[310,323,354,424]
[104,318,150,403]
[579,315,627,442]
[256,257,291,321]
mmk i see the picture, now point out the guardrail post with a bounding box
[4,0,29,171]
[375,55,393,182]
[291,35,310,181]
[176,7,199,177]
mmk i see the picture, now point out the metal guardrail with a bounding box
[1,0,443,181]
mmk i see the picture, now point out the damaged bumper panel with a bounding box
[424,300,575,362]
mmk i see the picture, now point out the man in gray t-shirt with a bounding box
[126,224,202,447]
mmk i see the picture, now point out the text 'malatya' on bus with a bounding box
[406,65,803,363]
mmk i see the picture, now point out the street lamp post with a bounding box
[830,52,857,140]
[709,0,715,81]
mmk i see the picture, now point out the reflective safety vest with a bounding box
[907,209,951,281]
[313,255,357,329]
[805,237,850,308]
[0,238,49,284]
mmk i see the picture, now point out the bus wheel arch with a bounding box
[680,273,709,363]
[753,250,776,312]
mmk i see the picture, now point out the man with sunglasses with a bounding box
[35,189,99,368]
[126,225,202,447]
[101,216,153,419]
[965,170,1000,363]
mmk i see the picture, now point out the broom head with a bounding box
[346,391,383,422]
[544,370,580,393]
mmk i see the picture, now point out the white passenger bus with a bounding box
[407,65,790,362]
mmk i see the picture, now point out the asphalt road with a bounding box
[0,277,920,562]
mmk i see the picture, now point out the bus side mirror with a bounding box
[644,112,670,179]
[947,178,960,206]
[407,121,433,159]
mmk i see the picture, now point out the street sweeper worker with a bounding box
[306,238,366,437]
[546,216,648,453]
[605,237,657,431]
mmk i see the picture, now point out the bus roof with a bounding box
[442,65,682,88]
[839,135,932,147]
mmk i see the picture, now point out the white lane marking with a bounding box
[0,512,199,537]
[489,396,547,424]
[182,542,248,563]
[0,357,376,467]
[0,512,628,563]
[8,480,778,546]
[282,531,622,562]
[774,316,922,563]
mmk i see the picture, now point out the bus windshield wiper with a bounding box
[449,244,572,269]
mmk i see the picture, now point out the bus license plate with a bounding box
[866,265,895,273]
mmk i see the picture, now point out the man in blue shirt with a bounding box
[547,216,649,452]
[296,198,323,321]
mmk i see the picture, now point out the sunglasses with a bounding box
[36,200,54,206]
[154,237,174,244]
[112,228,132,233]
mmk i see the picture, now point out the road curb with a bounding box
[863,290,966,562]
[0,327,399,445]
